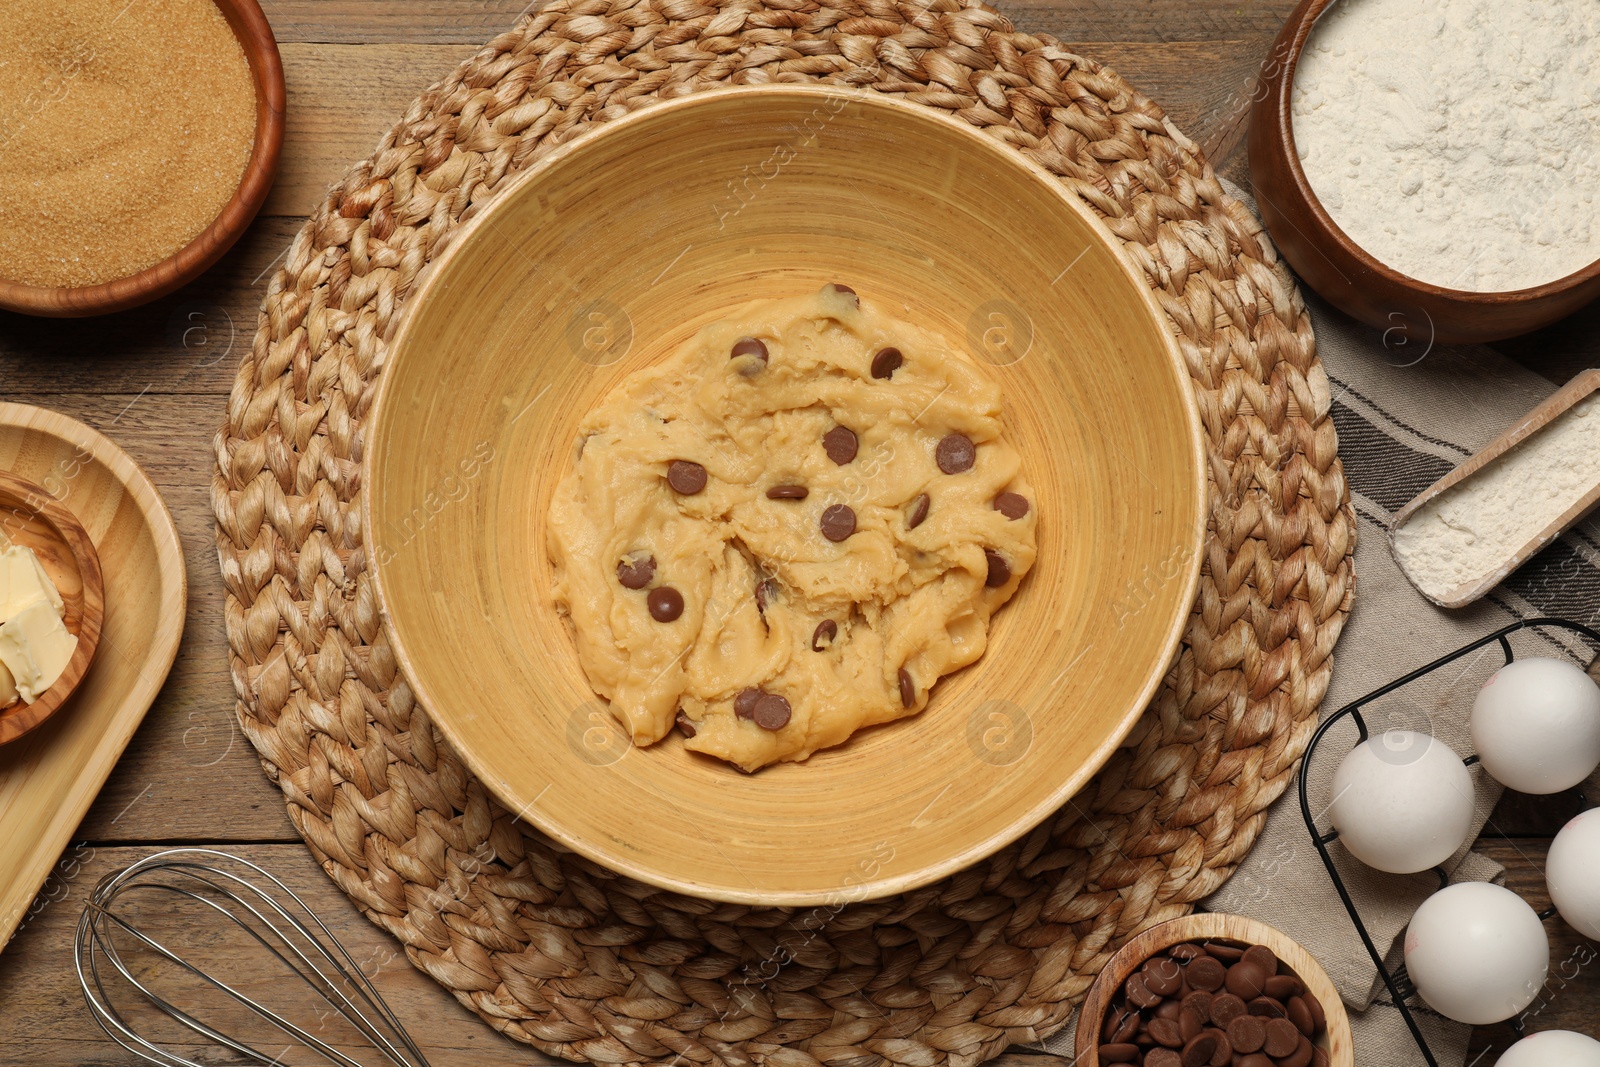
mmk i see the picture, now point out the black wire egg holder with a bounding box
[1298,616,1598,1066]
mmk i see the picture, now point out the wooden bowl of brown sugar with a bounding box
[0,0,284,318]
[1075,914,1353,1067]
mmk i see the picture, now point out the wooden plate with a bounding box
[0,470,105,744]
[0,0,285,317]
[1074,913,1355,1067]
[0,404,186,949]
[365,86,1208,905]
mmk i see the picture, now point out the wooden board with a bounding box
[0,406,186,945]
[0,1,1595,1063]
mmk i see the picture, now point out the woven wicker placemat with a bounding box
[213,2,1355,1063]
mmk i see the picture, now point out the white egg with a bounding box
[1404,882,1549,1025]
[1472,657,1600,794]
[1328,730,1475,874]
[1497,1030,1600,1067]
[1548,807,1600,940]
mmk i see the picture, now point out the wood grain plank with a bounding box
[0,218,295,395]
[262,0,534,44]
[255,0,1298,46]
[0,844,551,1065]
[1003,0,1299,44]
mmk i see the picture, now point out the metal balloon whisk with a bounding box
[75,848,431,1067]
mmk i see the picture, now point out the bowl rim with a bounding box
[0,468,106,745]
[0,0,286,318]
[1073,912,1355,1066]
[362,82,1209,905]
[1265,0,1600,304]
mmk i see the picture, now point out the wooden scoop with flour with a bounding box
[1390,369,1600,609]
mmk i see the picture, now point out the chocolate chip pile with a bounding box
[1098,940,1330,1067]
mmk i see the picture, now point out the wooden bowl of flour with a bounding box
[363,86,1207,905]
[1250,0,1600,345]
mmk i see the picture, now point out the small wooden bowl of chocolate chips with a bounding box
[1075,914,1352,1067]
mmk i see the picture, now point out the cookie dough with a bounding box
[548,285,1037,771]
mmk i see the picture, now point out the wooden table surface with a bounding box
[2,2,1597,1064]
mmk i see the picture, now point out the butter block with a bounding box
[0,545,63,620]
[0,596,78,703]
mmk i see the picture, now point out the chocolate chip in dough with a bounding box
[616,553,656,589]
[812,619,838,651]
[675,711,697,738]
[907,493,930,529]
[936,433,976,474]
[647,586,684,622]
[755,577,779,611]
[767,484,809,500]
[752,693,792,731]
[730,337,769,372]
[826,282,858,307]
[823,425,858,465]
[898,668,915,708]
[984,549,1010,588]
[734,688,763,720]
[871,347,903,380]
[820,504,856,542]
[667,460,707,495]
[994,492,1030,520]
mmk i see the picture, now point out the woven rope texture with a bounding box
[213,2,1356,1064]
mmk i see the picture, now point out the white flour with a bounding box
[1393,396,1600,601]
[1291,0,1600,292]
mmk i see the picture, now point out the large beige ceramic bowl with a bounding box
[365,85,1205,905]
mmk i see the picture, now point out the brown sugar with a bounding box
[0,0,257,290]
